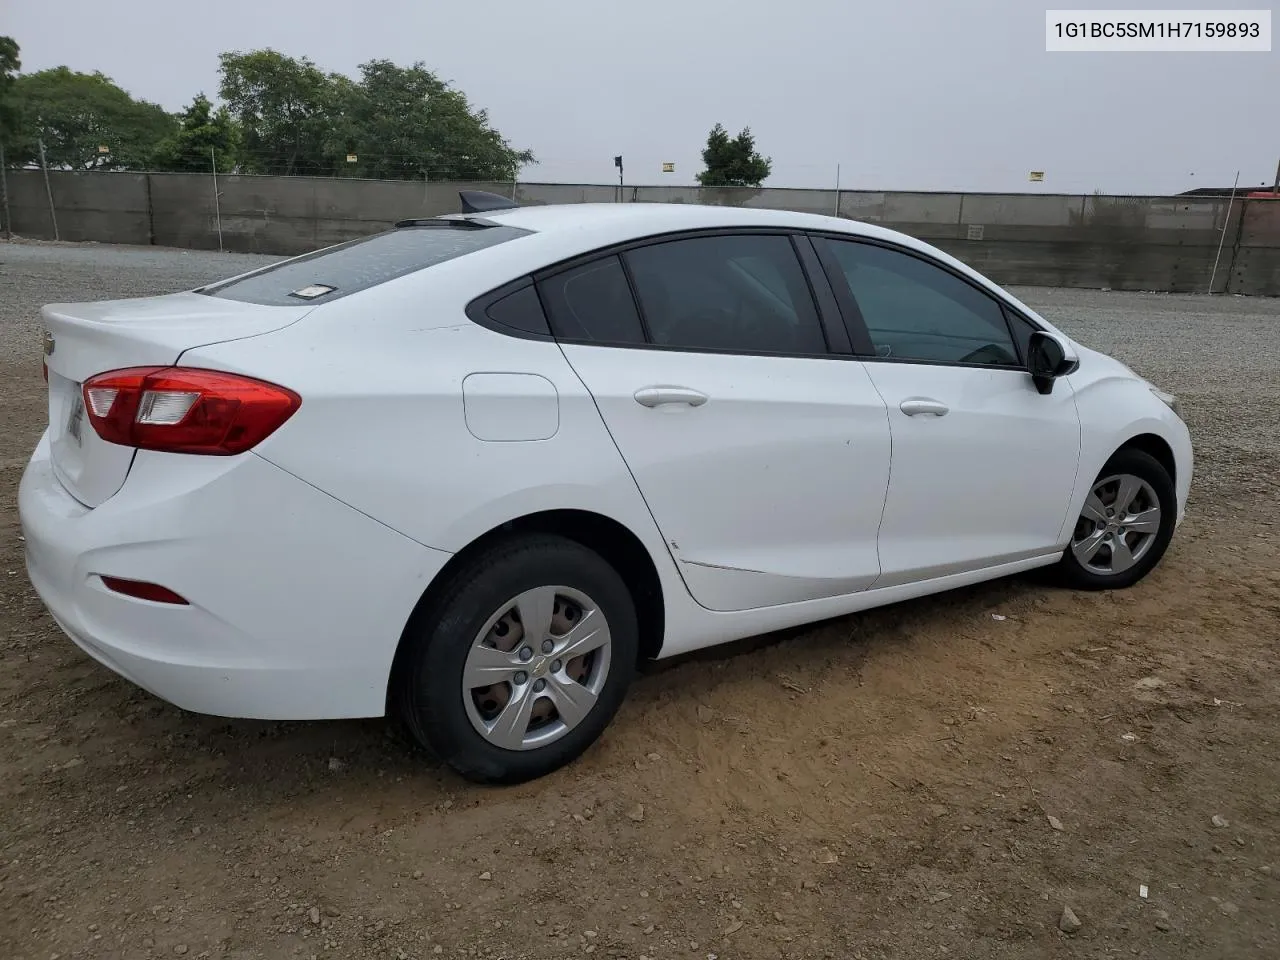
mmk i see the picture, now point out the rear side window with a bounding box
[199,224,533,306]
[485,285,552,336]
[537,256,646,344]
[624,234,828,355]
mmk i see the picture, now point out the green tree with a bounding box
[0,36,19,155]
[343,59,533,181]
[7,67,176,170]
[218,49,338,175]
[218,49,534,180]
[696,123,772,188]
[151,93,241,172]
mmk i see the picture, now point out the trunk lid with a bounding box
[42,292,313,507]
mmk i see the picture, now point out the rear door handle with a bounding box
[634,386,709,408]
[899,398,949,417]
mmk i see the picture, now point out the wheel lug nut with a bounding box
[551,659,562,672]
[541,640,554,654]
[518,646,533,662]
[533,678,546,692]
[513,671,528,685]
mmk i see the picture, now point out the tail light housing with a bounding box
[81,367,301,455]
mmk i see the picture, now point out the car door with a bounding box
[811,235,1082,588]
[538,232,893,613]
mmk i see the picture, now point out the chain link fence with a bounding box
[1,168,1276,294]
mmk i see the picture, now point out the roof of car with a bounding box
[477,201,865,237]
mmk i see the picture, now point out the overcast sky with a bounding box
[5,0,1276,193]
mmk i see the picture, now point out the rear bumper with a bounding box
[19,430,452,720]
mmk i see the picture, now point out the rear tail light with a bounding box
[99,576,189,605]
[81,367,301,455]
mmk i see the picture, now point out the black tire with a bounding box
[394,534,638,785]
[1053,447,1177,591]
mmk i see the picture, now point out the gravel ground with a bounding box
[1,241,1278,960]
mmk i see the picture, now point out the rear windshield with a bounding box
[197,223,533,306]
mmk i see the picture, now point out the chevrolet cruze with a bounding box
[19,194,1193,783]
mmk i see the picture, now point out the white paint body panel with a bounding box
[462,373,559,441]
[861,362,1082,586]
[558,344,891,610]
[19,431,449,719]
[18,202,1194,720]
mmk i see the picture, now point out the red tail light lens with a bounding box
[81,367,301,455]
[100,576,189,605]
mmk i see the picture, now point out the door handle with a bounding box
[899,398,949,417]
[634,386,709,408]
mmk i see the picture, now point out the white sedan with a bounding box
[19,194,1192,783]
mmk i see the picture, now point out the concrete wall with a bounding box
[3,169,1277,294]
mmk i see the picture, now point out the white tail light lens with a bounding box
[86,387,120,418]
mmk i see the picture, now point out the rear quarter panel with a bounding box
[178,313,679,574]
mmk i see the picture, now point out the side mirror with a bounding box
[1028,330,1080,395]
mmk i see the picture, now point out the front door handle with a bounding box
[634,386,709,408]
[899,398,949,417]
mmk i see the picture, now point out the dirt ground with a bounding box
[1,242,1278,960]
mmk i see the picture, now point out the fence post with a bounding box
[0,143,10,240]
[144,172,155,246]
[1207,171,1239,294]
[38,139,59,241]
[1223,196,1250,295]
[211,148,224,252]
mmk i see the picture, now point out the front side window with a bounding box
[820,239,1019,366]
[624,234,828,355]
[1004,309,1040,364]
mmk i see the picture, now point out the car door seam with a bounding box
[859,361,895,592]
[551,342,709,608]
[1054,377,1086,546]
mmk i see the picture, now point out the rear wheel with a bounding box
[1055,448,1176,590]
[395,534,638,784]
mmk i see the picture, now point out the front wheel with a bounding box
[1054,448,1177,591]
[394,534,638,784]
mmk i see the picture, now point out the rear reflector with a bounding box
[81,367,301,455]
[99,576,189,605]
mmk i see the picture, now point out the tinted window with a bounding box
[200,224,533,306]
[823,239,1019,366]
[625,235,827,354]
[1005,309,1038,364]
[538,256,645,344]
[485,284,551,336]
